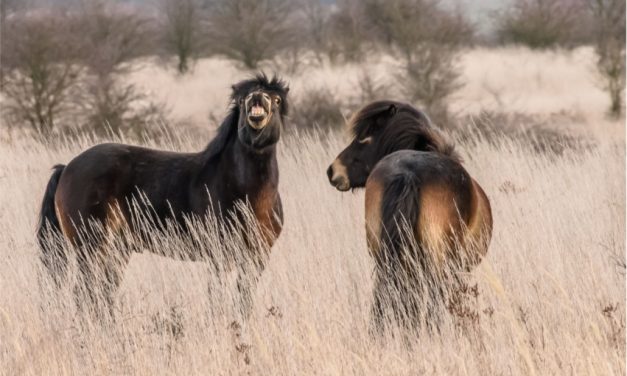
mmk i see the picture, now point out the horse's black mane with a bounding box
[350,100,461,162]
[203,73,289,161]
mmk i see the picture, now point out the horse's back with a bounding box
[54,143,197,241]
[365,150,491,268]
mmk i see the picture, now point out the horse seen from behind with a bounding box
[327,100,493,334]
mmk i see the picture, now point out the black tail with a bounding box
[378,173,449,333]
[37,165,68,286]
[37,164,65,247]
[380,173,421,263]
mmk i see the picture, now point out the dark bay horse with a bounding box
[327,100,492,333]
[37,74,289,318]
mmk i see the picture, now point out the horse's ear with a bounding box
[388,104,397,115]
[231,84,243,104]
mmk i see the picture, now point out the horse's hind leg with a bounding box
[369,269,389,337]
[73,226,131,321]
[74,200,135,320]
[39,235,69,289]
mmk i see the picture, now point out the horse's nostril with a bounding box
[327,166,334,181]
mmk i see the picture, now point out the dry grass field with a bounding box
[0,47,624,375]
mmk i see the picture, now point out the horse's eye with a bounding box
[358,136,373,145]
[274,97,281,105]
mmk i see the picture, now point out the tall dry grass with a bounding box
[0,47,625,374]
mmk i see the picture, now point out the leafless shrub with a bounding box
[455,111,594,157]
[0,11,83,133]
[291,72,395,134]
[290,87,346,133]
[75,2,166,134]
[495,0,582,49]
[351,68,393,105]
[76,2,152,77]
[360,0,471,125]
[585,0,626,118]
[1,3,166,136]
[396,45,463,125]
[81,75,165,136]
[363,0,473,61]
[268,10,310,76]
[205,0,297,70]
[298,0,334,64]
[160,0,203,74]
[325,0,371,63]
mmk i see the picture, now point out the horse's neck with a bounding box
[231,139,278,185]
[199,137,277,193]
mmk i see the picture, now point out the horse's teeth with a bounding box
[251,106,266,116]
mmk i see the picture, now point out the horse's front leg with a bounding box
[235,249,267,319]
[233,199,282,318]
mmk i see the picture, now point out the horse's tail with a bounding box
[37,165,65,246]
[37,165,68,285]
[380,173,421,265]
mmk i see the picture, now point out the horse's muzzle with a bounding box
[327,161,350,191]
[246,92,272,129]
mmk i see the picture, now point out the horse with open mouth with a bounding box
[327,100,492,333]
[37,73,289,319]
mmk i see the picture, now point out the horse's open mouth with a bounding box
[247,104,271,129]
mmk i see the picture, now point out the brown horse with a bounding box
[327,100,492,333]
[37,74,289,318]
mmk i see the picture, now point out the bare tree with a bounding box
[363,0,472,61]
[585,0,625,118]
[82,75,164,135]
[76,2,151,77]
[75,2,165,134]
[397,46,464,124]
[0,12,83,133]
[361,0,472,124]
[160,0,202,74]
[326,0,370,63]
[496,0,581,48]
[299,0,331,64]
[205,0,297,69]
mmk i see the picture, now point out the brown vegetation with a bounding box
[0,3,166,135]
[160,0,203,74]
[0,11,83,133]
[0,1,624,373]
[1,118,623,373]
[585,0,626,118]
[495,0,583,48]
[205,0,297,69]
[362,0,472,124]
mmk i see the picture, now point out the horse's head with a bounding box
[327,100,457,191]
[231,73,289,150]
